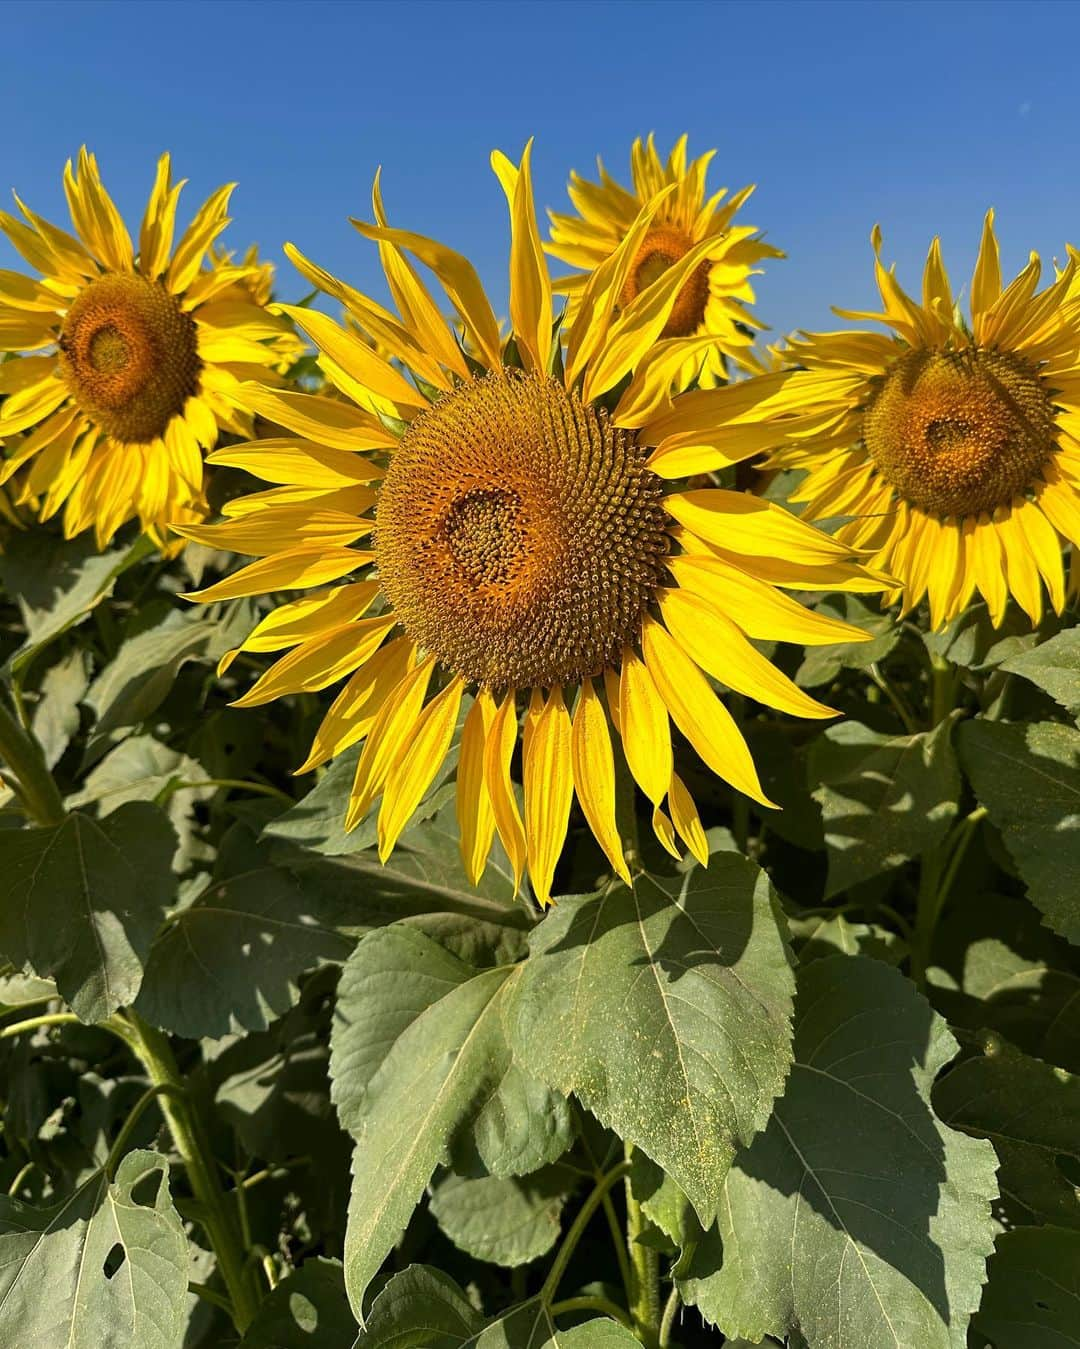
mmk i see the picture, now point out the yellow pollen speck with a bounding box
[375,371,668,688]
[862,347,1058,518]
[620,224,710,338]
[59,273,202,443]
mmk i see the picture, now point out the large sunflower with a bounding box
[0,148,297,549]
[182,144,884,904]
[547,134,781,382]
[705,216,1080,628]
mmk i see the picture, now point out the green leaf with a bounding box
[134,854,358,1039]
[0,1150,189,1349]
[922,601,1051,672]
[0,531,150,676]
[334,927,525,1316]
[958,720,1080,944]
[787,911,907,966]
[68,735,214,871]
[0,803,177,1022]
[928,890,1080,1073]
[511,854,794,1226]
[468,1302,637,1347]
[974,1226,1080,1348]
[934,1035,1080,1229]
[678,956,998,1349]
[353,1264,483,1346]
[84,610,218,744]
[31,648,89,768]
[429,1168,571,1267]
[239,1257,356,1348]
[1002,628,1080,718]
[811,718,960,897]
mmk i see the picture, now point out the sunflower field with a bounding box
[0,128,1076,1349]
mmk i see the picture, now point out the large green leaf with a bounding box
[334,926,526,1316]
[1002,628,1080,717]
[239,1257,356,1348]
[958,720,1080,944]
[811,718,960,897]
[0,531,149,676]
[795,595,901,688]
[974,1226,1080,1348]
[0,803,176,1022]
[511,854,794,1226]
[678,956,998,1349]
[134,854,358,1038]
[429,1167,571,1266]
[0,1150,188,1349]
[934,1036,1080,1229]
[31,648,89,768]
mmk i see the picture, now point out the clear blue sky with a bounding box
[0,0,1075,345]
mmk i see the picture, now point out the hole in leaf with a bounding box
[1035,1299,1051,1311]
[129,1172,159,1208]
[103,1243,126,1280]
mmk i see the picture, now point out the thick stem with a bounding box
[0,699,65,826]
[112,1011,261,1333]
[929,653,957,728]
[624,1146,661,1346]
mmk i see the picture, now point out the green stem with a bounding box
[540,1161,632,1305]
[869,663,919,735]
[111,1011,261,1333]
[104,1083,184,1179]
[0,698,65,826]
[910,805,986,987]
[160,778,295,806]
[0,1011,81,1039]
[624,1146,661,1346]
[658,1284,681,1347]
[7,1161,36,1197]
[929,653,957,728]
[550,1296,635,1332]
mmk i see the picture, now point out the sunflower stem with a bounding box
[624,1144,662,1346]
[929,652,958,728]
[539,1161,632,1307]
[109,1010,261,1333]
[0,697,65,827]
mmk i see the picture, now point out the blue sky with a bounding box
[0,0,1075,345]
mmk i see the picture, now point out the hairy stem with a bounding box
[111,1011,261,1333]
[624,1145,661,1346]
[658,1283,681,1347]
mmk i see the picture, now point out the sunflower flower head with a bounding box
[182,142,886,905]
[707,215,1080,629]
[547,134,783,385]
[0,148,297,550]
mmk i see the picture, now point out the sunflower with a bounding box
[181,144,885,904]
[547,134,782,384]
[703,216,1080,629]
[0,148,297,549]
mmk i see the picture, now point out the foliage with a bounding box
[0,364,1076,1349]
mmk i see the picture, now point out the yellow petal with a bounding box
[276,305,426,413]
[296,637,415,774]
[641,615,775,808]
[182,546,369,603]
[484,692,527,895]
[523,686,573,906]
[236,384,398,452]
[1014,498,1065,614]
[666,489,856,563]
[207,439,382,487]
[570,678,630,885]
[994,507,1043,625]
[232,614,397,708]
[669,773,709,868]
[657,588,836,720]
[176,509,373,557]
[666,553,871,646]
[347,656,434,830]
[491,141,552,375]
[971,209,1002,326]
[651,804,681,860]
[457,691,497,886]
[227,581,380,660]
[618,646,672,807]
[378,676,464,862]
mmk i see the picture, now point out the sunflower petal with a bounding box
[484,692,527,896]
[570,678,631,885]
[379,676,463,862]
[523,686,573,906]
[457,691,497,886]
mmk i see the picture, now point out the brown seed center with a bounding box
[619,224,710,339]
[861,347,1057,517]
[59,273,202,443]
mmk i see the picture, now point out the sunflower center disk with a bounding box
[862,348,1057,518]
[59,273,202,443]
[620,225,710,339]
[375,372,668,688]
